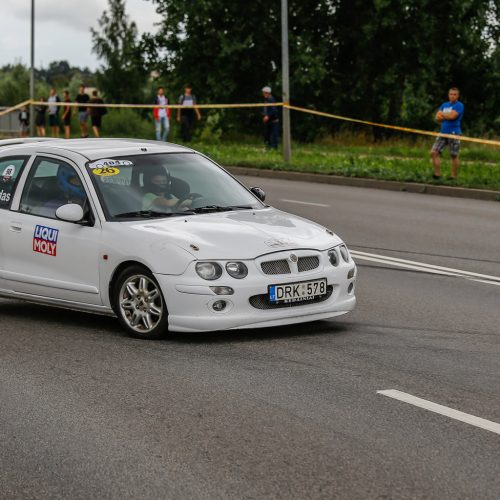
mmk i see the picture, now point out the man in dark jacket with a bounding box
[262,86,279,149]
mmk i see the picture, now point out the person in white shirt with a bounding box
[153,86,171,141]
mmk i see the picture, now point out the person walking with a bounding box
[177,84,201,142]
[431,87,464,180]
[35,97,47,137]
[153,86,171,141]
[47,87,61,137]
[18,107,29,137]
[62,90,72,139]
[261,86,279,150]
[88,90,106,137]
[75,84,90,138]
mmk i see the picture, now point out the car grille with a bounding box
[297,256,320,272]
[249,285,334,309]
[261,259,291,275]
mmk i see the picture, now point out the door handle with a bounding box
[9,223,22,233]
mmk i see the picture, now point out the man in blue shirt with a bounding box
[431,87,464,180]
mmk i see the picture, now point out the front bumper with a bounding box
[155,250,356,333]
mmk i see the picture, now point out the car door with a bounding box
[0,155,31,292]
[3,155,102,305]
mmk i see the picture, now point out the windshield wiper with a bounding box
[114,210,178,218]
[190,205,254,213]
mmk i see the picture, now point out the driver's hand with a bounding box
[179,198,193,208]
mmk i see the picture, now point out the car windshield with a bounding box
[86,153,263,220]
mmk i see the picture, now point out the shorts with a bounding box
[48,114,59,127]
[91,116,102,128]
[63,114,72,126]
[78,111,88,123]
[432,136,460,157]
[35,115,45,127]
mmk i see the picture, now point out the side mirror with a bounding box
[250,187,266,202]
[55,203,84,223]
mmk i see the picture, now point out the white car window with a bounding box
[19,157,90,220]
[0,156,29,210]
[87,153,263,219]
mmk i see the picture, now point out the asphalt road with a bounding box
[1,178,499,499]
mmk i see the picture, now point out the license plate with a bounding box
[269,278,327,304]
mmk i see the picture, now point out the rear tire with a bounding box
[113,265,168,339]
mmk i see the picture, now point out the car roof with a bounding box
[0,138,194,160]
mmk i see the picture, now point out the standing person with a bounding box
[18,107,29,137]
[62,90,72,139]
[47,87,61,137]
[35,97,47,137]
[88,90,106,137]
[153,86,171,141]
[177,84,201,142]
[431,87,464,180]
[75,84,90,138]
[261,86,279,150]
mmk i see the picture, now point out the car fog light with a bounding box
[328,249,339,266]
[210,286,234,295]
[225,262,248,279]
[196,262,223,280]
[347,266,356,279]
[339,245,350,262]
[348,282,354,294]
[212,300,227,311]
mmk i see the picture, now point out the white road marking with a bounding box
[280,199,330,208]
[377,389,500,434]
[377,390,500,435]
[351,250,500,287]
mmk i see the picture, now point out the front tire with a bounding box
[113,265,168,339]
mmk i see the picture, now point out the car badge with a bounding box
[289,253,298,263]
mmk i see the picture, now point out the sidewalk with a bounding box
[227,166,500,202]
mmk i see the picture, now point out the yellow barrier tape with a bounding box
[285,104,500,147]
[0,99,32,117]
[3,99,498,148]
[31,101,284,110]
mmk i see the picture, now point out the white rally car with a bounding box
[0,138,356,339]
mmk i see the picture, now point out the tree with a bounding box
[91,0,147,103]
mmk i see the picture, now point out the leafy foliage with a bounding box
[91,0,147,103]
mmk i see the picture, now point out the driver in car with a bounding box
[142,166,194,211]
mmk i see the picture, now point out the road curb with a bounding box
[226,166,500,202]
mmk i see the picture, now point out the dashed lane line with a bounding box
[280,199,331,208]
[377,390,500,435]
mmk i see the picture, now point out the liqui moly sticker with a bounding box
[33,225,59,257]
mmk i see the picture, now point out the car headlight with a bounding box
[328,248,339,267]
[339,245,350,262]
[195,262,223,280]
[225,261,248,279]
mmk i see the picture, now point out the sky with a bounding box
[0,0,161,70]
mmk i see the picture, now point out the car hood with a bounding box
[128,207,343,260]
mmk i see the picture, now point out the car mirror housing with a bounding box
[55,203,85,223]
[250,187,266,202]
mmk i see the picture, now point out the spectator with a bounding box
[75,84,90,138]
[431,87,464,180]
[177,84,201,142]
[88,90,107,137]
[47,87,61,137]
[18,107,29,137]
[35,97,47,137]
[62,90,72,139]
[261,86,279,150]
[153,86,171,141]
